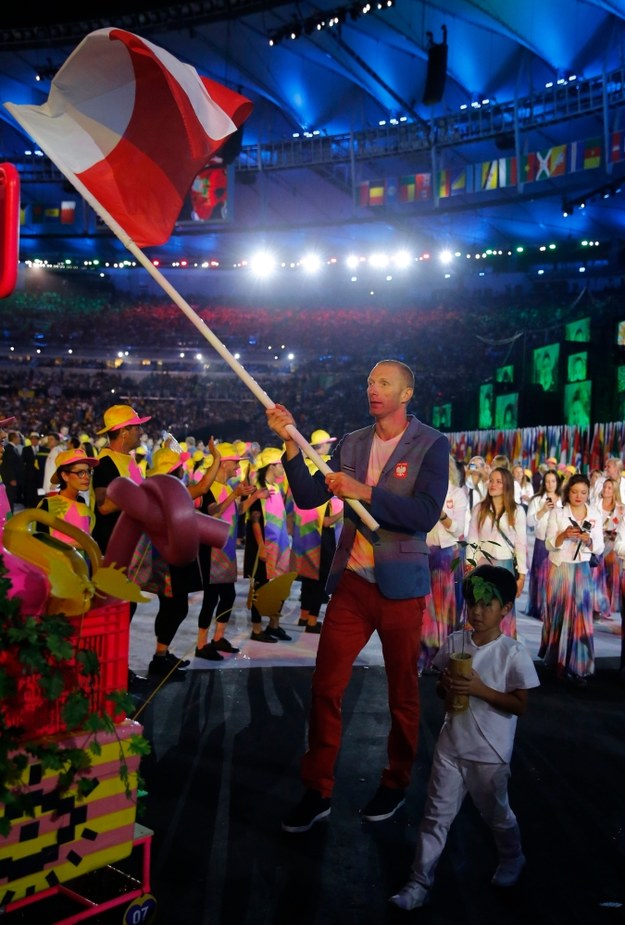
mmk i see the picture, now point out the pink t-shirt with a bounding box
[347,429,404,582]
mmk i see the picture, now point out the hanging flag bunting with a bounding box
[583,138,602,169]
[498,155,517,187]
[479,159,498,190]
[520,152,537,183]
[415,173,432,200]
[535,145,567,180]
[398,174,416,202]
[450,167,468,195]
[438,169,451,198]
[368,179,386,206]
[610,131,625,164]
[60,201,76,225]
[358,181,371,207]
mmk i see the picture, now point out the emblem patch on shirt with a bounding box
[394,462,408,479]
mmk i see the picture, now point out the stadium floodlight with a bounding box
[368,252,389,269]
[249,251,276,278]
[300,253,322,273]
[392,250,412,268]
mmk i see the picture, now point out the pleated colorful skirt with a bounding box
[496,557,517,639]
[526,537,549,620]
[540,561,595,679]
[592,542,621,617]
[419,545,458,673]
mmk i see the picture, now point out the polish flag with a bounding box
[4,28,253,247]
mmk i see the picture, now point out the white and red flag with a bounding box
[4,28,252,246]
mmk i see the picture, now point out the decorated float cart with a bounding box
[0,474,229,923]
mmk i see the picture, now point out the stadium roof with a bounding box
[1,0,625,263]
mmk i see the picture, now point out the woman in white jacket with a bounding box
[419,455,468,673]
[525,469,562,620]
[591,477,624,620]
[466,466,527,638]
[540,473,604,687]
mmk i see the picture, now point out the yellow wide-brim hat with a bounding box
[310,428,336,446]
[96,404,151,435]
[216,442,243,461]
[254,447,284,469]
[146,447,183,477]
[51,448,99,485]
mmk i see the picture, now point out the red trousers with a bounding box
[301,570,425,798]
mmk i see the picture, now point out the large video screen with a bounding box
[177,162,232,224]
[532,344,559,392]
[432,403,452,429]
[495,393,518,429]
[564,381,592,426]
[478,383,494,429]
[495,364,514,384]
[567,352,587,383]
[565,317,590,342]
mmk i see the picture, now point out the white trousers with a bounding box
[411,743,520,887]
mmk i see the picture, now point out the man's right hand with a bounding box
[266,404,296,440]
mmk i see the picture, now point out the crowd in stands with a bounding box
[0,281,622,443]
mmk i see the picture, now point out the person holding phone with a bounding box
[525,469,562,620]
[540,474,604,687]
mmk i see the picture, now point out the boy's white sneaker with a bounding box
[389,880,430,910]
[491,853,526,887]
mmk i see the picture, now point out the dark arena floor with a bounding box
[7,550,625,925]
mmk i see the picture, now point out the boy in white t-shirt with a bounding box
[390,565,539,911]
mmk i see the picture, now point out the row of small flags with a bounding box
[21,202,76,225]
[449,422,625,472]
[21,132,621,222]
[358,132,619,207]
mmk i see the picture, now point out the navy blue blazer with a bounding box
[283,416,449,599]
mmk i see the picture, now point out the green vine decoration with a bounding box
[449,541,504,655]
[0,555,150,838]
[450,538,500,574]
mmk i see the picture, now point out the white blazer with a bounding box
[467,503,527,575]
[427,483,468,549]
[545,503,605,565]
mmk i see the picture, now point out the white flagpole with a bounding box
[54,169,380,531]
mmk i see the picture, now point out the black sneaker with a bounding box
[297,618,308,626]
[250,629,278,644]
[148,652,189,679]
[282,789,331,833]
[212,637,240,654]
[305,623,322,634]
[195,643,224,661]
[361,785,406,822]
[161,651,190,668]
[266,626,293,641]
[128,668,150,690]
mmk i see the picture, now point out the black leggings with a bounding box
[249,560,268,629]
[198,583,236,630]
[300,577,327,617]
[155,590,189,647]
